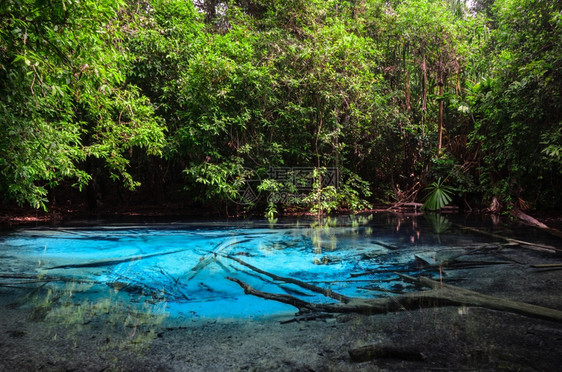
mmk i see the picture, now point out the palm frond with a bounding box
[422,178,455,211]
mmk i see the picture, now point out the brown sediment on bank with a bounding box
[0,203,215,229]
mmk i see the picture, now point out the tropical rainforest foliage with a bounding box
[0,0,560,215]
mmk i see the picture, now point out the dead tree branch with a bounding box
[227,273,562,323]
[45,249,186,270]
[222,254,352,303]
[456,226,561,254]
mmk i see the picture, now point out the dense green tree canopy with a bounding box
[0,0,165,210]
[468,0,561,209]
[0,0,560,215]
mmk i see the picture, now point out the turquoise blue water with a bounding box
[0,214,535,321]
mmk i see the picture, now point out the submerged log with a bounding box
[45,248,186,270]
[349,344,424,362]
[187,238,252,280]
[222,254,352,303]
[456,226,560,254]
[510,207,562,239]
[227,274,562,323]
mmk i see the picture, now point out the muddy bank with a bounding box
[1,298,561,371]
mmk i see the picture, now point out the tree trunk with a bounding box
[438,79,444,151]
[405,69,412,112]
[421,52,427,134]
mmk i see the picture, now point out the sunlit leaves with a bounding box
[2,0,558,213]
[0,0,165,209]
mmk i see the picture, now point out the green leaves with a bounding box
[467,0,562,208]
[122,0,478,213]
[0,0,165,209]
[422,178,456,211]
[1,0,559,213]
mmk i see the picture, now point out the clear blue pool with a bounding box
[0,213,542,322]
[2,213,561,371]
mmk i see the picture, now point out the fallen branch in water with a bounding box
[351,259,513,280]
[45,248,186,270]
[455,225,560,254]
[530,263,562,272]
[280,312,334,324]
[222,254,352,303]
[112,271,189,301]
[531,263,562,268]
[227,277,313,309]
[371,240,399,250]
[350,267,426,278]
[359,286,407,294]
[226,272,562,323]
[0,273,102,285]
[187,238,252,281]
[511,207,562,239]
